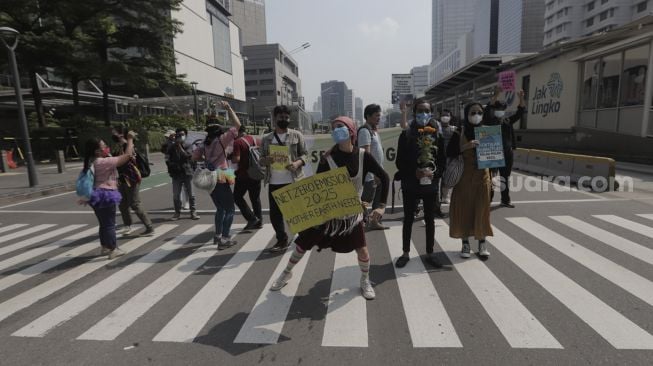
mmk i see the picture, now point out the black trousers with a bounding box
[234,177,262,223]
[268,184,289,241]
[402,188,437,254]
[491,149,514,204]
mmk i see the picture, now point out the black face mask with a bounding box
[277,119,290,129]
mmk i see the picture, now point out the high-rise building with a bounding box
[497,0,545,54]
[473,0,500,57]
[543,0,653,48]
[432,0,477,62]
[355,97,364,124]
[345,89,355,119]
[411,65,431,97]
[226,0,267,46]
[313,96,322,113]
[321,80,348,121]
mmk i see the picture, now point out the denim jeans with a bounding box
[210,183,235,239]
[172,175,196,213]
[93,204,117,249]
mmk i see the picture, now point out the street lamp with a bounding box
[190,81,199,127]
[0,26,38,187]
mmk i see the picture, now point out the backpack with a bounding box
[135,151,151,178]
[242,137,265,180]
[76,166,95,199]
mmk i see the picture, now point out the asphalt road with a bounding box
[0,169,652,365]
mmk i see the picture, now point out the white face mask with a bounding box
[441,116,451,124]
[494,111,506,118]
[469,114,483,125]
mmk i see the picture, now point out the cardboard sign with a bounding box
[499,70,517,92]
[475,125,506,169]
[272,167,363,234]
[269,145,290,171]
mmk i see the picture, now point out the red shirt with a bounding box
[233,135,261,179]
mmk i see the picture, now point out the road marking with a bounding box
[12,225,210,338]
[0,191,75,209]
[0,225,91,272]
[435,220,562,349]
[0,224,57,255]
[639,214,653,221]
[594,215,653,239]
[140,188,151,192]
[551,216,653,265]
[508,217,653,308]
[153,224,269,343]
[0,224,28,234]
[322,253,368,347]
[234,238,310,345]
[79,228,241,340]
[512,172,607,199]
[0,225,176,324]
[488,226,653,349]
[154,183,167,188]
[384,223,462,348]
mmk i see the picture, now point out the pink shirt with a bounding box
[93,156,119,190]
[194,127,238,170]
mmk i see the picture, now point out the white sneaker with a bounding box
[270,271,292,291]
[360,278,375,300]
[478,241,490,257]
[120,226,134,236]
[460,242,471,259]
[99,247,110,256]
[108,248,126,260]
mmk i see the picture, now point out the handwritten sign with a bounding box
[475,125,505,169]
[272,167,363,234]
[499,70,516,92]
[269,145,290,171]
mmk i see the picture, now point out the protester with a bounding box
[81,134,135,259]
[260,105,308,252]
[167,127,199,221]
[193,101,241,249]
[232,125,263,231]
[447,102,493,258]
[269,116,389,300]
[437,109,457,204]
[357,104,388,230]
[484,87,526,208]
[112,128,153,236]
[394,99,446,268]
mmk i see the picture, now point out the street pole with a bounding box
[190,81,200,127]
[0,27,38,187]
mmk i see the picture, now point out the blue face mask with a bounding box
[331,126,350,143]
[416,113,432,126]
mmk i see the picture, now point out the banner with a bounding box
[272,167,363,234]
[499,70,517,92]
[269,145,290,171]
[475,125,505,169]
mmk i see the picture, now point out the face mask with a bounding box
[634,75,645,84]
[441,116,451,124]
[277,119,290,129]
[176,135,186,142]
[331,126,350,143]
[101,147,111,157]
[415,113,432,126]
[494,111,506,118]
[469,114,483,125]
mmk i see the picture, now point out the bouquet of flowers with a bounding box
[417,126,438,167]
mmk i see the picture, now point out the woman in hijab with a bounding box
[269,116,389,300]
[447,102,493,259]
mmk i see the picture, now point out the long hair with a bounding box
[463,102,484,142]
[83,138,101,172]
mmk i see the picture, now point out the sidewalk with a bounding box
[0,153,166,205]
[616,161,653,175]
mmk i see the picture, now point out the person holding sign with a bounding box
[484,86,526,208]
[260,105,309,253]
[193,101,241,250]
[269,116,389,300]
[394,99,447,268]
[447,103,493,259]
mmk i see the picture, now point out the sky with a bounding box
[265,0,432,112]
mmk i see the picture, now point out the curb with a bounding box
[0,181,76,206]
[616,165,653,176]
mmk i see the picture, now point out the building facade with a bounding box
[321,80,348,121]
[498,0,545,54]
[411,65,430,97]
[226,0,266,46]
[345,89,355,120]
[355,97,364,124]
[432,0,477,62]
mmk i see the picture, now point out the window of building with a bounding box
[609,8,614,17]
[564,7,569,15]
[246,91,258,98]
[582,59,600,110]
[598,52,622,108]
[588,1,595,11]
[600,10,608,21]
[260,90,274,96]
[587,17,595,27]
[244,69,258,75]
[259,79,274,86]
[637,1,647,12]
[260,68,274,74]
[620,45,649,106]
[245,80,258,86]
[207,2,232,74]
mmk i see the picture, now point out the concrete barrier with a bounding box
[513,148,529,171]
[526,150,549,176]
[544,152,575,178]
[570,155,615,191]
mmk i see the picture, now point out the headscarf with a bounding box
[332,116,357,145]
[463,102,485,142]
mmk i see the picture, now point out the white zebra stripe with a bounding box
[594,215,653,239]
[0,225,56,254]
[0,224,29,235]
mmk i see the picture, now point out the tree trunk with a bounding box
[102,78,111,126]
[29,71,46,128]
[71,76,80,112]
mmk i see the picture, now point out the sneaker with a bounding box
[478,241,490,258]
[395,254,410,268]
[268,239,290,253]
[190,212,200,220]
[270,271,292,291]
[461,242,471,259]
[183,203,190,210]
[170,212,181,221]
[99,247,111,256]
[120,226,134,236]
[243,220,262,231]
[367,219,388,231]
[108,248,125,260]
[360,278,376,300]
[500,202,515,208]
[140,226,155,236]
[217,237,237,250]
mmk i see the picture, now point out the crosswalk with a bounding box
[0,214,652,350]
